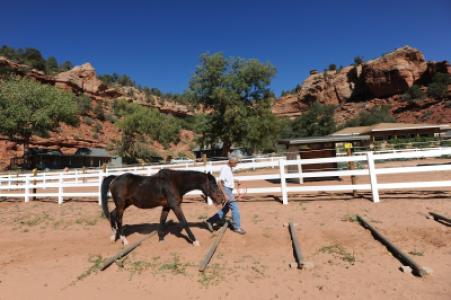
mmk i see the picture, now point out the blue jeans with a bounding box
[207,187,241,230]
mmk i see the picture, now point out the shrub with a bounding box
[83,116,94,125]
[94,102,105,121]
[353,56,363,65]
[77,95,92,115]
[402,85,424,103]
[427,72,450,99]
[328,64,337,71]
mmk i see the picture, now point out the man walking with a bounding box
[205,157,246,234]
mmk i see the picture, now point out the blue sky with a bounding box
[1,0,450,96]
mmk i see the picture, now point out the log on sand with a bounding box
[100,231,158,271]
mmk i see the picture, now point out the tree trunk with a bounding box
[222,139,232,157]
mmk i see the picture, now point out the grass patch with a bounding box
[319,244,355,264]
[158,253,192,275]
[19,212,53,227]
[75,215,100,226]
[198,263,223,287]
[251,214,263,224]
[408,249,424,256]
[77,255,103,281]
[341,213,357,222]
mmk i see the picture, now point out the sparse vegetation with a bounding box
[427,72,450,99]
[353,56,364,65]
[401,84,424,103]
[319,244,355,264]
[344,105,395,127]
[76,255,103,282]
[408,249,424,256]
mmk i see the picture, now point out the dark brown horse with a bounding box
[101,169,225,246]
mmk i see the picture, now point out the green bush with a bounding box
[77,95,92,115]
[401,85,423,103]
[328,64,337,71]
[427,72,450,99]
[83,116,94,125]
[94,102,105,121]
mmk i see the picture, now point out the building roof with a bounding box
[332,123,448,136]
[278,135,370,145]
[74,148,111,157]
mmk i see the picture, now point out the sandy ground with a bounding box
[1,189,450,300]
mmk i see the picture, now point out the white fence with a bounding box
[0,149,450,205]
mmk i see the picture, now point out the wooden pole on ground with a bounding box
[356,215,427,277]
[99,231,158,271]
[429,212,451,224]
[288,222,304,269]
[199,221,229,272]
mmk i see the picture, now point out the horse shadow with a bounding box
[123,220,208,243]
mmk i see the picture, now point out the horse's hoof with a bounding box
[120,236,129,246]
[192,240,200,247]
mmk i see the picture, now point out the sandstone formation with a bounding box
[362,46,427,98]
[54,63,105,94]
[273,46,450,121]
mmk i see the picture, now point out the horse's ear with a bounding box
[207,171,211,175]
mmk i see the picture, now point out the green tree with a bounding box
[345,105,395,127]
[59,61,73,71]
[328,64,337,71]
[46,56,59,74]
[402,84,424,103]
[0,78,79,155]
[427,72,450,99]
[115,102,182,162]
[290,102,336,137]
[188,53,278,155]
[354,56,364,65]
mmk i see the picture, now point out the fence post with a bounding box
[8,174,11,191]
[279,158,288,205]
[75,169,79,183]
[147,166,152,176]
[98,169,104,206]
[43,171,46,189]
[296,154,303,184]
[24,175,30,203]
[58,172,64,204]
[366,151,380,203]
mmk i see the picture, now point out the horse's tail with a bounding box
[101,175,117,219]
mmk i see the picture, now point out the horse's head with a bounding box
[203,172,226,206]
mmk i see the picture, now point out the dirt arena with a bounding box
[1,187,450,300]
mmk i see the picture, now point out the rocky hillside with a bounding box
[0,57,196,169]
[273,46,451,124]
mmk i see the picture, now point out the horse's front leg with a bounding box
[171,205,199,246]
[158,206,170,241]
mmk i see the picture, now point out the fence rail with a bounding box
[1,148,450,205]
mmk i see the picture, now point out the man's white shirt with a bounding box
[219,164,234,189]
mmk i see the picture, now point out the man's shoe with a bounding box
[232,228,246,235]
[204,220,214,232]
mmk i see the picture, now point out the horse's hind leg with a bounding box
[116,207,128,246]
[172,205,199,246]
[158,206,170,241]
[109,208,118,242]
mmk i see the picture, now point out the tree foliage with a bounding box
[288,102,336,138]
[344,105,395,127]
[0,45,74,74]
[427,72,450,99]
[0,78,79,153]
[113,100,183,162]
[188,53,279,154]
